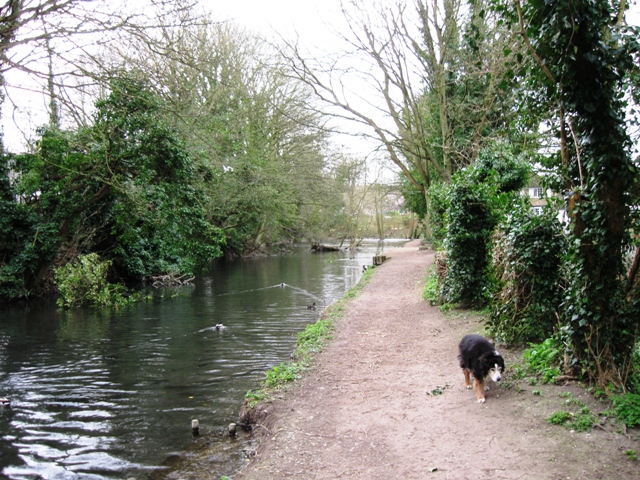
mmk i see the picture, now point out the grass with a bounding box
[422,267,440,304]
[545,392,599,432]
[546,407,598,432]
[244,267,376,406]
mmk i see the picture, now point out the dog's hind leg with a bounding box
[473,378,486,403]
[463,368,472,389]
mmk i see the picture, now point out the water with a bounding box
[0,240,406,479]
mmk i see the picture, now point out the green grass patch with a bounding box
[264,363,298,387]
[547,392,598,432]
[547,410,573,426]
[422,267,441,304]
[546,408,597,432]
[245,266,376,404]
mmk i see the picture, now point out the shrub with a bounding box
[612,393,640,428]
[523,338,562,383]
[627,343,640,394]
[54,253,138,309]
[489,202,566,343]
[440,177,496,308]
[426,182,450,247]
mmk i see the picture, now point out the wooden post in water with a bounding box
[191,419,200,436]
[373,255,387,266]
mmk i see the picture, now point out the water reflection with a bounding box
[0,240,405,479]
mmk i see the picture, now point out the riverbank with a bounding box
[233,240,638,479]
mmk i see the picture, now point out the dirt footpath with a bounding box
[236,241,639,480]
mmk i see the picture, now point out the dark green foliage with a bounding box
[612,393,640,428]
[541,1,638,387]
[89,77,225,278]
[440,175,496,307]
[1,75,226,302]
[426,182,450,247]
[493,0,640,388]
[470,144,530,194]
[438,145,526,308]
[489,202,566,343]
[399,172,427,221]
[0,151,61,299]
[629,346,640,395]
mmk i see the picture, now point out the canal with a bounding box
[0,240,405,479]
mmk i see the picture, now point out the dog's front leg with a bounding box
[463,368,473,389]
[473,378,486,403]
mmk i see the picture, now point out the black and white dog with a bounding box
[458,334,505,403]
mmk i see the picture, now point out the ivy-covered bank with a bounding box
[407,0,640,397]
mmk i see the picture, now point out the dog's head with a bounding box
[482,350,505,383]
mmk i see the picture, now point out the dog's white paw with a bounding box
[466,385,472,389]
[476,397,486,403]
[484,386,490,391]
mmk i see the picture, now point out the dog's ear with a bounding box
[498,356,506,370]
[480,351,504,367]
[478,351,494,363]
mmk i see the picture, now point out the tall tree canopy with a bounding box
[1,75,226,299]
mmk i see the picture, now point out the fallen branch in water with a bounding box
[150,272,195,288]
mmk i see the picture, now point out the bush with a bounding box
[54,253,138,309]
[629,344,640,394]
[440,177,496,308]
[489,202,566,343]
[426,182,450,247]
[523,338,562,383]
[612,393,640,428]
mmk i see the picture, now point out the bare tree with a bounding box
[0,0,203,135]
[277,0,522,201]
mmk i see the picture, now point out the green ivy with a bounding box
[493,0,640,388]
[440,175,496,308]
[437,144,528,308]
[489,202,566,343]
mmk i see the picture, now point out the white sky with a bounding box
[207,0,345,37]
[1,0,357,153]
[2,0,639,158]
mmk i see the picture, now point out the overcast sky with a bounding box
[0,0,352,152]
[1,0,639,154]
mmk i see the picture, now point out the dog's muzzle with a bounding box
[490,365,502,383]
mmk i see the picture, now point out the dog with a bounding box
[458,334,505,403]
